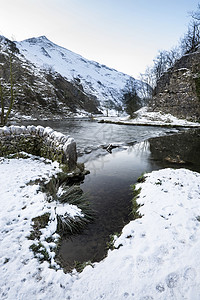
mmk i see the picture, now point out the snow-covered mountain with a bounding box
[0,35,141,119]
[16,36,139,109]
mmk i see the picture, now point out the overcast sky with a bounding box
[0,0,199,78]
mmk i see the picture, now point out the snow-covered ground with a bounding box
[97,106,200,127]
[0,155,82,299]
[1,154,200,299]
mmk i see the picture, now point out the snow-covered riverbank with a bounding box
[1,155,200,299]
[96,107,200,127]
[0,156,82,299]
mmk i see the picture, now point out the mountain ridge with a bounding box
[0,35,141,120]
[15,35,140,108]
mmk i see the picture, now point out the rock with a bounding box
[36,125,45,136]
[3,126,11,135]
[104,144,119,153]
[10,125,24,135]
[27,125,37,134]
[164,155,185,164]
[63,138,77,170]
[43,127,54,137]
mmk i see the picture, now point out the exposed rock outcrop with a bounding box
[151,51,200,121]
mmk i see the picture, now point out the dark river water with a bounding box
[21,119,200,270]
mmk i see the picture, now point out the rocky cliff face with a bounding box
[151,51,200,121]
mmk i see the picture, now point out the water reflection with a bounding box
[149,128,200,172]
[20,119,178,161]
[58,129,200,270]
[19,119,200,270]
[58,141,162,271]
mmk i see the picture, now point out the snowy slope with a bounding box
[16,36,139,108]
[0,35,102,119]
[1,159,200,299]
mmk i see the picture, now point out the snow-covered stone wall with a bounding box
[0,125,77,170]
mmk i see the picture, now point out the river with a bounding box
[21,119,200,270]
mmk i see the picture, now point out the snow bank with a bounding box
[0,156,80,299]
[1,158,200,299]
[69,168,200,299]
[97,106,200,127]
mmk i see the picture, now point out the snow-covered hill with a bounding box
[0,35,142,119]
[16,36,139,110]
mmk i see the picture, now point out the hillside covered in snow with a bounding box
[0,35,141,119]
[16,36,140,107]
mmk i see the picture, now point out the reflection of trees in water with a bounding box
[149,129,200,171]
[85,140,153,177]
[127,140,150,156]
[81,128,200,178]
[86,155,110,176]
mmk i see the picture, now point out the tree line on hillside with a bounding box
[122,3,200,118]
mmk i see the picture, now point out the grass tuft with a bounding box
[74,260,93,273]
[131,184,143,220]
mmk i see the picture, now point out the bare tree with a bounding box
[153,50,168,81]
[139,3,200,94]
[139,68,154,99]
[180,20,200,54]
[165,47,181,67]
[104,100,113,117]
[122,79,142,118]
[143,47,181,88]
[191,3,200,22]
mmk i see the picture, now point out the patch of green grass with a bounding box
[27,169,94,268]
[40,174,94,236]
[56,212,93,236]
[74,260,93,273]
[130,173,146,219]
[28,213,50,240]
[131,184,143,220]
[106,232,121,250]
[30,242,50,262]
[137,173,146,183]
[61,164,69,173]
